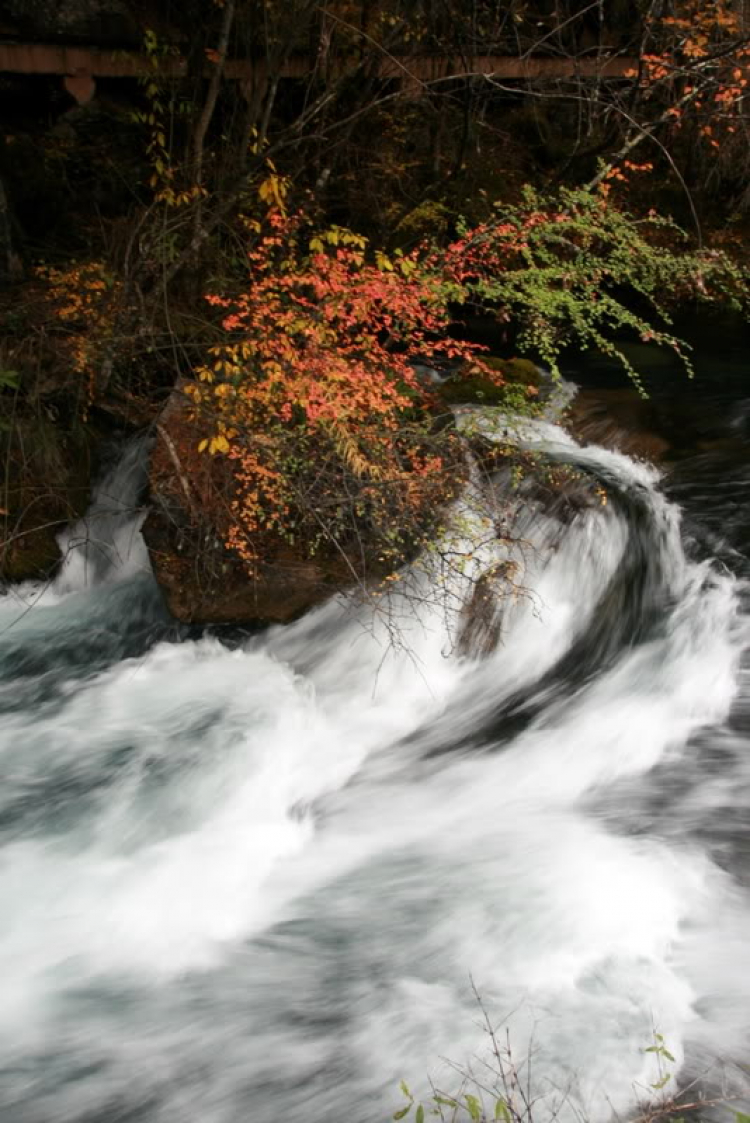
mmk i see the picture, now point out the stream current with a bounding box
[1,380,750,1123]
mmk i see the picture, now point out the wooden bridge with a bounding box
[0,41,637,105]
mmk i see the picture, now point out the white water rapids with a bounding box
[1,415,750,1123]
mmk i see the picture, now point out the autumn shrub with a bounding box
[183,209,512,577]
[183,185,749,581]
[33,260,121,411]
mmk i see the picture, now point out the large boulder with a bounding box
[143,383,474,626]
[142,393,366,625]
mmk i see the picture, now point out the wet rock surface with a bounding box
[565,387,672,462]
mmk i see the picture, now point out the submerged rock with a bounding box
[565,387,671,462]
[565,381,738,464]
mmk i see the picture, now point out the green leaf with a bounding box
[416,1106,425,1123]
[734,1114,750,1123]
[0,369,19,389]
[495,1099,511,1122]
[465,1094,483,1122]
[400,1081,412,1099]
[650,1074,672,1091]
[394,1109,411,1120]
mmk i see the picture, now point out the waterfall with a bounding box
[0,417,748,1123]
[55,436,152,594]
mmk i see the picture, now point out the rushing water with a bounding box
[2,378,750,1123]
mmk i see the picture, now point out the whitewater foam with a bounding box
[0,420,748,1123]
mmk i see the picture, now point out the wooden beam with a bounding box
[0,41,637,82]
[0,43,185,77]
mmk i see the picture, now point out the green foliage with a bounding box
[391,1022,729,1123]
[644,1032,675,1065]
[447,186,750,392]
[644,1030,675,1091]
[393,1080,517,1123]
[0,369,19,391]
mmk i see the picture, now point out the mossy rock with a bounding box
[438,374,509,406]
[482,356,541,386]
[438,355,541,405]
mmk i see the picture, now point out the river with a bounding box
[1,353,750,1123]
